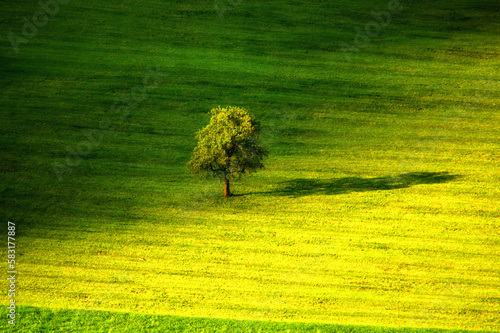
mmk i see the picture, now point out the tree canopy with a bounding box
[187,106,268,197]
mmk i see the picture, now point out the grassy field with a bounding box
[1,0,499,331]
[0,306,497,333]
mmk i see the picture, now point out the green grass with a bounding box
[0,306,496,333]
[1,0,499,331]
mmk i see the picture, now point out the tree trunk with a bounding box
[223,178,231,197]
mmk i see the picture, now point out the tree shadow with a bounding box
[264,172,459,197]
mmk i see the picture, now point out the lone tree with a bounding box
[187,106,268,197]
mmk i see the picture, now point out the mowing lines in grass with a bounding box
[7,0,71,54]
[391,72,499,326]
[51,66,165,182]
[340,0,405,62]
[470,73,498,111]
[445,73,497,128]
[7,306,498,333]
[395,72,498,177]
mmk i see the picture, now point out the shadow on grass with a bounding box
[260,172,459,197]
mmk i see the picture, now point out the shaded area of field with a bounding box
[259,172,460,197]
[0,306,497,333]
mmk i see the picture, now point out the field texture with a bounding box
[1,0,499,331]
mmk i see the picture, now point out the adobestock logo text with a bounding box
[340,0,406,62]
[8,0,70,54]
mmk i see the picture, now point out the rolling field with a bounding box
[1,0,499,331]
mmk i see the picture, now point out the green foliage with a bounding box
[187,106,268,181]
